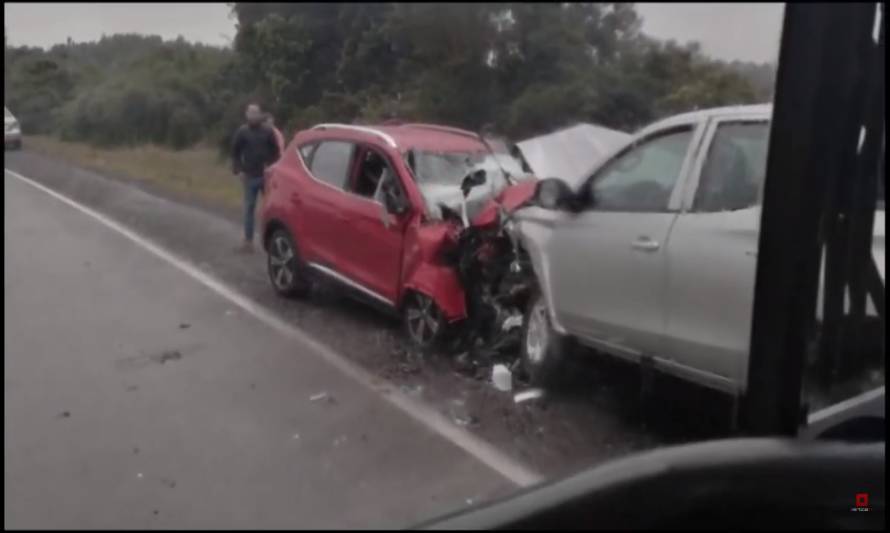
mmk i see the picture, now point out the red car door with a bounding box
[329,145,409,305]
[294,139,357,266]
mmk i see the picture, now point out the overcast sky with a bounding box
[4,2,784,63]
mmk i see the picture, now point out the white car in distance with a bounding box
[5,107,22,150]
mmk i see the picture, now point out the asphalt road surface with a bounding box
[4,149,735,528]
[4,171,522,528]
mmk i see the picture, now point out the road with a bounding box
[3,171,521,528]
[4,149,735,527]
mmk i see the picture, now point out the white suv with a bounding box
[514,104,884,399]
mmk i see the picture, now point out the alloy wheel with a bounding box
[405,293,443,347]
[269,234,296,291]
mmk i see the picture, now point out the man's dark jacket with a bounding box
[231,124,281,178]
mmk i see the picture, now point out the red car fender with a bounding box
[400,219,467,321]
[402,263,467,322]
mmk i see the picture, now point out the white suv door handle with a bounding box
[631,238,660,252]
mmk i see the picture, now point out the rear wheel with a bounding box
[520,289,567,387]
[403,291,447,352]
[266,228,311,298]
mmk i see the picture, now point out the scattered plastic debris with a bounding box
[449,400,480,427]
[514,388,545,404]
[333,435,348,447]
[310,391,337,405]
[116,346,199,370]
[453,352,477,376]
[454,414,479,427]
[399,383,424,397]
[137,473,144,479]
[501,314,523,331]
[466,498,475,506]
[492,364,512,392]
[292,433,301,441]
[155,350,182,364]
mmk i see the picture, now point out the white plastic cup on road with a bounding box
[492,364,512,392]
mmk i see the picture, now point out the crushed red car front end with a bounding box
[411,180,538,355]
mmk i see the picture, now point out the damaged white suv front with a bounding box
[509,104,884,409]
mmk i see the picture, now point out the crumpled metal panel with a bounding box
[516,123,631,187]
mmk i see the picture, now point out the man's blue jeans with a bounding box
[243,175,264,242]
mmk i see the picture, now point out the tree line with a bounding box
[4,3,775,152]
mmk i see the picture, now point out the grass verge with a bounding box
[24,135,243,213]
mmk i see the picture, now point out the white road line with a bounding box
[5,168,543,488]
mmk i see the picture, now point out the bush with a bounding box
[167,106,204,149]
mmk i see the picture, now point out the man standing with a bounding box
[231,103,280,253]
[265,112,286,158]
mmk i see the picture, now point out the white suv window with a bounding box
[694,121,770,212]
[309,141,354,189]
[589,127,693,212]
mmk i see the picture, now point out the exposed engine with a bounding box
[439,201,535,357]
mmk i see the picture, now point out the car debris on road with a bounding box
[309,391,337,405]
[514,388,545,404]
[492,364,512,392]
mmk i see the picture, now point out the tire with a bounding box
[520,288,567,387]
[402,291,447,352]
[266,228,311,298]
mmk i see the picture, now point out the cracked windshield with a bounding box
[5,2,885,530]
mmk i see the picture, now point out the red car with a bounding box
[260,122,537,350]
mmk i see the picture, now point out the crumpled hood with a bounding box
[419,179,508,223]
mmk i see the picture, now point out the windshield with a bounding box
[407,149,521,188]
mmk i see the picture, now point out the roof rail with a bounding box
[402,123,481,140]
[312,123,398,148]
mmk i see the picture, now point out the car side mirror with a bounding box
[534,178,575,210]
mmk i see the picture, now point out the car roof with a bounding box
[311,122,487,153]
[639,103,773,136]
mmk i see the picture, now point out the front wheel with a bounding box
[520,289,567,387]
[266,228,311,298]
[403,291,447,352]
